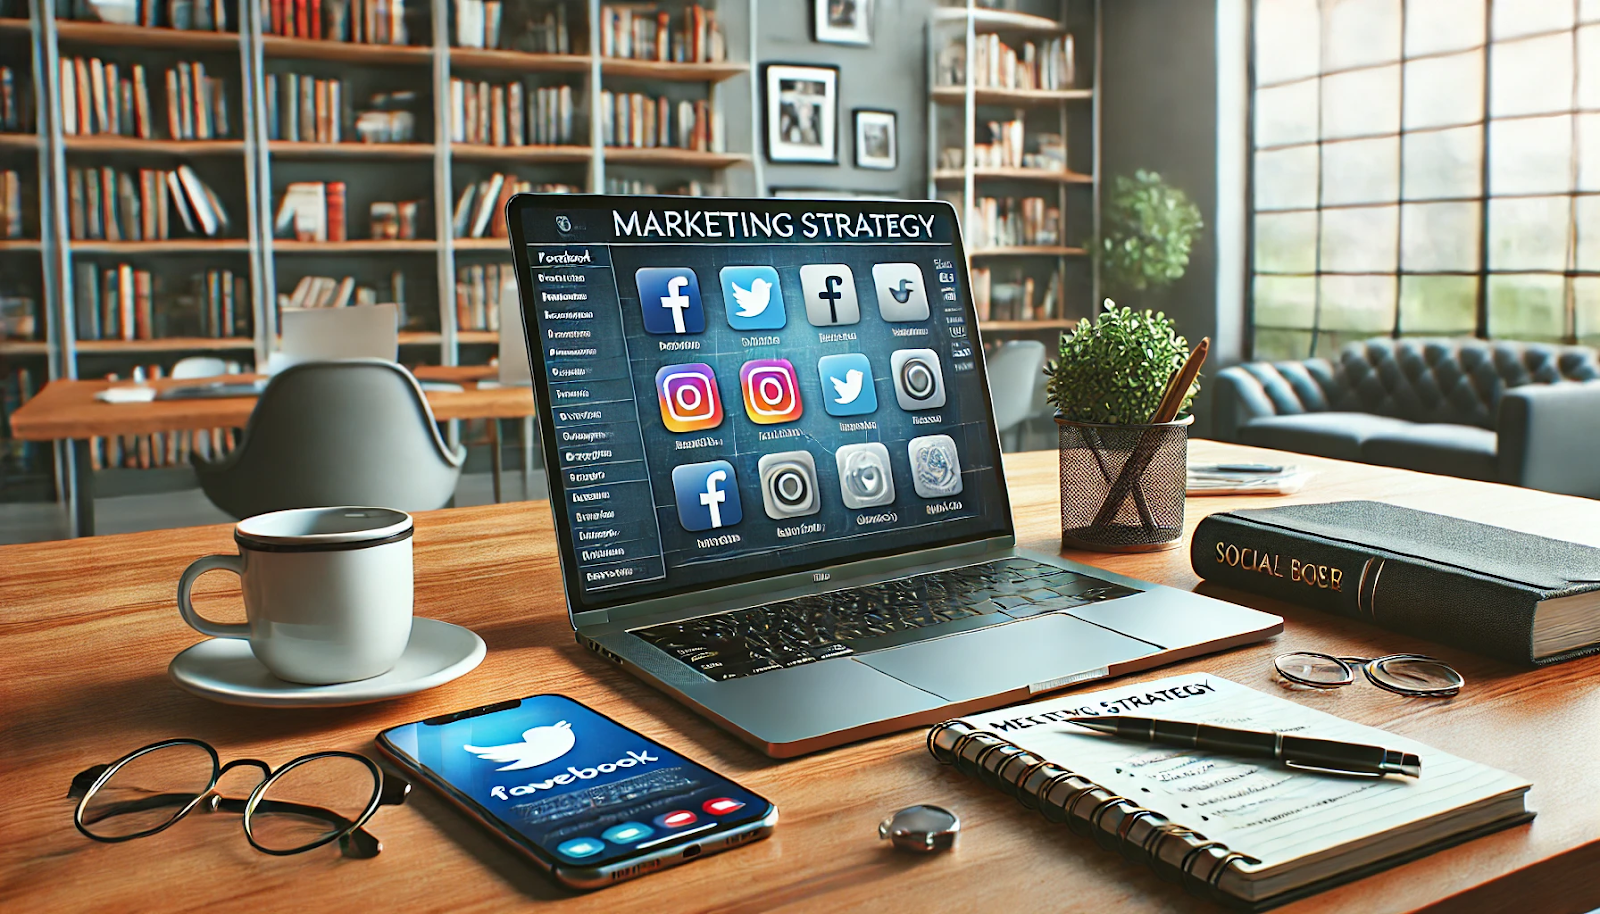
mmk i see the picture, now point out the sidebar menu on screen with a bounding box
[527,245,667,593]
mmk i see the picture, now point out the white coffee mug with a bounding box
[177,507,415,685]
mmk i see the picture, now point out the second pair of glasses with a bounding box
[1274,652,1463,697]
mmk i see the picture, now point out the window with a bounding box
[1249,0,1600,360]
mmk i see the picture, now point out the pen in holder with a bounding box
[1056,416,1192,552]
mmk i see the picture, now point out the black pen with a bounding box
[1065,716,1421,778]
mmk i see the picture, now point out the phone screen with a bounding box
[378,695,773,869]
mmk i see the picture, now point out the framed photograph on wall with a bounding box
[814,0,874,46]
[764,63,839,164]
[853,109,897,170]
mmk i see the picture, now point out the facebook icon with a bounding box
[671,460,743,532]
[636,267,705,334]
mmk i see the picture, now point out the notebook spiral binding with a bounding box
[928,719,1256,904]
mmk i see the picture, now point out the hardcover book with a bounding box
[1191,501,1600,665]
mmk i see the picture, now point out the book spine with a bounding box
[1190,513,1543,665]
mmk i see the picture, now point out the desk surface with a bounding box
[7,374,536,440]
[3,442,1598,913]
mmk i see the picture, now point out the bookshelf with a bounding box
[927,0,1100,335]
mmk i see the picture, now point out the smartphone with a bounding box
[376,694,777,890]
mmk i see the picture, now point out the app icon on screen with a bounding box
[799,264,860,326]
[602,822,655,844]
[720,265,786,330]
[635,267,705,334]
[653,810,698,829]
[908,435,963,498]
[890,349,947,410]
[816,353,877,417]
[871,262,931,322]
[835,442,896,509]
[671,460,743,531]
[703,798,746,816]
[655,363,724,432]
[556,837,607,858]
[758,450,821,519]
[739,359,804,424]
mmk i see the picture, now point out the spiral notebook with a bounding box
[928,673,1532,910]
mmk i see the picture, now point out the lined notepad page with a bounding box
[962,674,1530,871]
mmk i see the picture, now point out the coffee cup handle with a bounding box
[177,554,250,639]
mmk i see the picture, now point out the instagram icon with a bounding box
[739,359,803,424]
[654,363,724,433]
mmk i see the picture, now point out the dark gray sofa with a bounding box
[1213,338,1600,497]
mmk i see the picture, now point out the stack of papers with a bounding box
[1187,462,1311,495]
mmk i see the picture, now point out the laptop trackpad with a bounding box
[856,614,1160,703]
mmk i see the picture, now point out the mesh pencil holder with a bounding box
[1055,415,1191,552]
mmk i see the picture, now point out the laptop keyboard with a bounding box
[631,558,1140,682]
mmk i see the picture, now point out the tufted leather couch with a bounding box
[1212,338,1600,497]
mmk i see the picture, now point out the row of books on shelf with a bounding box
[2,367,41,474]
[599,4,726,63]
[454,0,570,53]
[90,365,245,471]
[274,181,348,242]
[962,196,1062,249]
[970,267,1061,322]
[600,91,718,151]
[1,170,22,240]
[451,174,576,239]
[266,0,411,45]
[68,165,230,241]
[604,177,715,195]
[449,79,574,147]
[455,262,511,332]
[370,200,422,239]
[1,66,31,133]
[267,75,419,144]
[60,57,230,140]
[937,33,1076,91]
[62,0,231,31]
[281,270,406,310]
[939,122,1067,172]
[73,263,249,341]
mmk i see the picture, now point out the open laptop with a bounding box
[506,195,1281,757]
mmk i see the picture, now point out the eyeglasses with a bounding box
[68,738,410,858]
[1273,652,1463,697]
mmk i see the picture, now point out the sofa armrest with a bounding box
[1498,381,1600,497]
[1211,359,1338,442]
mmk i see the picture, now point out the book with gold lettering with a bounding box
[928,673,1532,910]
[1191,501,1600,665]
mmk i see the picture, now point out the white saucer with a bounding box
[169,617,486,708]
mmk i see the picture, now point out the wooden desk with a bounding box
[3,442,1598,913]
[6,375,537,537]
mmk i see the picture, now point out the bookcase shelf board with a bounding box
[451,143,591,163]
[599,58,748,83]
[448,48,591,73]
[604,147,749,168]
[274,240,438,253]
[931,7,1066,33]
[456,330,497,344]
[270,141,436,159]
[68,240,252,253]
[980,319,1075,331]
[260,35,431,66]
[52,21,241,52]
[0,340,49,355]
[931,86,1094,106]
[63,137,246,156]
[934,167,1094,184]
[0,17,28,34]
[970,246,1088,258]
[452,237,512,252]
[0,133,39,150]
[0,239,42,251]
[74,337,255,353]
[398,332,443,345]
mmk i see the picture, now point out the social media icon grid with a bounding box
[638,263,969,533]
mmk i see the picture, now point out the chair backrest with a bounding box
[193,359,463,519]
[985,340,1048,433]
[170,356,230,380]
[276,303,399,371]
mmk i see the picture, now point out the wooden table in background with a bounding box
[6,374,537,537]
[2,442,1598,913]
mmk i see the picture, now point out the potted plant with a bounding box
[1098,169,1204,304]
[1045,301,1201,551]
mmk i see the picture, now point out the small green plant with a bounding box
[1099,170,1203,297]
[1045,300,1196,424]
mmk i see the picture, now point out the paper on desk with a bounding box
[95,386,156,403]
[962,673,1529,871]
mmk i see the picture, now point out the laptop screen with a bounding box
[508,196,1014,613]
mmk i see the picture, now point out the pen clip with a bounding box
[1283,760,1386,779]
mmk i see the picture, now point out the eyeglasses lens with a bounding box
[1368,656,1462,695]
[81,743,214,839]
[250,756,378,853]
[1275,652,1351,687]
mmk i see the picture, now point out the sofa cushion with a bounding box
[1237,413,1419,462]
[1361,424,1499,481]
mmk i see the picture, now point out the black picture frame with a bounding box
[763,63,840,164]
[813,0,874,46]
[852,108,897,171]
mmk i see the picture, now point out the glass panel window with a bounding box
[1252,328,1315,360]
[1578,25,1600,109]
[1319,274,1399,331]
[1491,0,1575,39]
[1579,114,1600,191]
[1402,126,1483,199]
[1255,211,1321,273]
[1255,146,1320,210]
[1256,82,1321,147]
[1320,205,1399,272]
[1576,196,1600,271]
[1321,136,1399,205]
[1257,0,1322,85]
[1585,0,1600,23]
[1488,114,1573,196]
[1253,275,1318,328]
[1400,275,1479,333]
[1322,66,1401,138]
[1490,34,1573,118]
[1488,274,1567,340]
[1323,0,1402,71]
[1405,0,1486,55]
[1575,278,1600,346]
[1487,196,1572,271]
[1401,202,1482,271]
[1403,52,1484,131]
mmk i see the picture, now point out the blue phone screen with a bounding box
[380,695,771,867]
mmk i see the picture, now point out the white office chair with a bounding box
[985,340,1048,452]
[192,359,466,519]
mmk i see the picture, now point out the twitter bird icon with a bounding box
[464,720,577,771]
[720,266,786,330]
[817,353,877,417]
